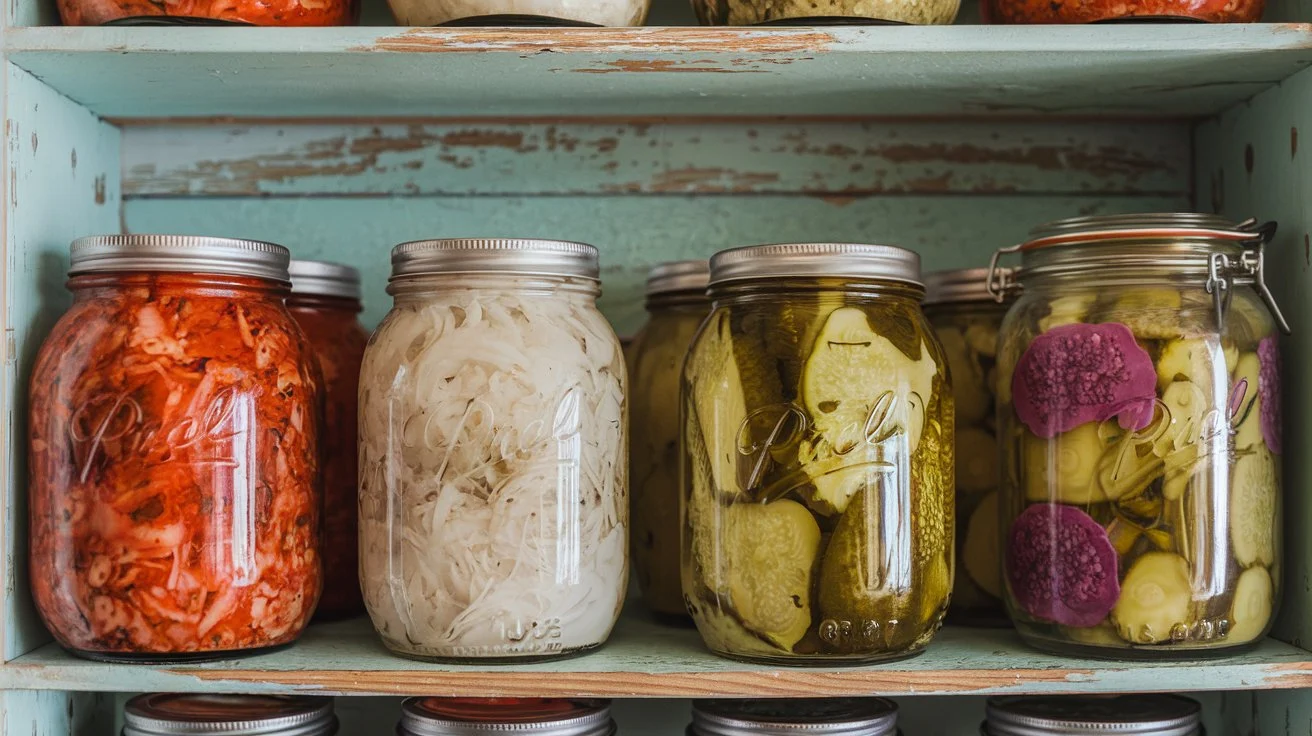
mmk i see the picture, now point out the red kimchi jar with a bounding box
[287,260,367,621]
[29,235,324,662]
[982,0,1260,23]
[56,0,356,26]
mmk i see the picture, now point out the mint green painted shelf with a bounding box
[4,613,1311,697]
[7,24,1312,118]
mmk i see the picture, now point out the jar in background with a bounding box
[359,238,627,661]
[689,699,898,736]
[923,268,1011,628]
[123,694,337,736]
[983,695,1201,736]
[386,1,648,27]
[628,259,710,622]
[692,0,958,26]
[29,235,322,662]
[287,259,369,622]
[683,243,953,664]
[991,214,1288,657]
[58,0,355,26]
[399,698,614,736]
[981,0,1258,23]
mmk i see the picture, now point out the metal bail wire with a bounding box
[986,243,1023,303]
[1205,253,1233,334]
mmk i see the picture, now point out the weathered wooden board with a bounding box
[1194,64,1312,653]
[4,615,1311,697]
[120,120,1190,198]
[8,25,1312,118]
[0,65,120,662]
[122,193,1188,334]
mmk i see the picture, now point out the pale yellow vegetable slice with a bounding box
[724,500,822,650]
[963,491,1002,598]
[1113,552,1192,644]
[956,426,999,495]
[1227,566,1273,644]
[1231,447,1278,568]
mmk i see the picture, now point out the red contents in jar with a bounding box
[56,0,356,26]
[29,273,323,658]
[288,293,367,621]
[982,0,1261,22]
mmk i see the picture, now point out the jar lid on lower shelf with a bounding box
[399,698,614,736]
[690,698,899,736]
[123,694,337,736]
[984,695,1201,736]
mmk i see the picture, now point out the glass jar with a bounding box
[990,214,1289,657]
[58,0,356,26]
[981,0,1258,23]
[29,236,322,662]
[398,698,615,736]
[386,1,648,27]
[359,238,627,662]
[923,268,1011,628]
[629,260,710,622]
[124,695,337,736]
[689,699,898,736]
[693,0,958,26]
[682,243,953,664]
[983,695,1202,736]
[287,260,369,622]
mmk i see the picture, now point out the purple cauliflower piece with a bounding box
[1011,322,1157,439]
[1259,336,1281,455]
[1006,503,1120,628]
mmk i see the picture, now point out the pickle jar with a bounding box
[983,695,1202,736]
[682,242,953,664]
[923,268,1012,627]
[123,695,338,736]
[29,235,323,662]
[689,699,899,736]
[286,259,369,621]
[358,238,627,661]
[990,213,1289,657]
[628,259,710,622]
[398,699,615,736]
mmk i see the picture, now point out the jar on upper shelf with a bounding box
[981,0,1259,23]
[923,267,1012,628]
[385,1,649,27]
[990,213,1288,657]
[682,242,953,664]
[124,695,338,736]
[57,0,356,26]
[358,238,627,662]
[691,0,958,26]
[628,259,710,622]
[286,259,369,622]
[29,235,323,662]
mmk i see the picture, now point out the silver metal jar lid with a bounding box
[390,238,599,281]
[709,243,922,288]
[646,259,710,297]
[123,694,337,736]
[690,698,899,736]
[399,698,613,736]
[70,235,291,283]
[288,259,362,301]
[923,267,1013,305]
[984,695,1201,736]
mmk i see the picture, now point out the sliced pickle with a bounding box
[689,311,749,495]
[1231,447,1278,568]
[965,321,999,358]
[1097,287,1185,340]
[963,491,1002,598]
[818,489,910,651]
[1228,566,1273,644]
[724,500,822,650]
[956,426,998,495]
[1156,338,1221,394]
[1038,293,1097,333]
[688,593,781,657]
[1022,423,1110,504]
[1153,380,1208,457]
[1112,552,1192,644]
[938,326,989,424]
[1233,352,1263,451]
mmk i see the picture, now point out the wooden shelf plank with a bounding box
[4,613,1311,697]
[6,25,1312,118]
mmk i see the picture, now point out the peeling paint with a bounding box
[359,27,837,55]
[93,175,106,205]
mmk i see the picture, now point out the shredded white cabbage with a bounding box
[387,0,649,26]
[359,281,627,659]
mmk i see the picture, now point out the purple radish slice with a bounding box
[1258,336,1281,455]
[1007,502,1121,628]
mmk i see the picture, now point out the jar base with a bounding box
[706,646,927,667]
[65,640,293,664]
[435,14,601,27]
[379,641,603,665]
[1016,630,1264,660]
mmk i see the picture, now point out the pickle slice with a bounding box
[818,489,907,651]
[688,311,749,495]
[963,491,1002,599]
[1022,424,1110,504]
[938,326,989,424]
[1156,338,1221,394]
[1097,287,1185,340]
[1038,293,1097,333]
[724,500,822,650]
[1227,566,1273,644]
[956,426,998,495]
[687,593,780,657]
[1231,447,1278,568]
[1112,552,1192,644]
[965,321,999,358]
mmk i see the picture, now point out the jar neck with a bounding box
[923,298,1012,318]
[68,272,289,300]
[708,277,926,305]
[286,292,364,314]
[645,289,710,313]
[388,272,600,303]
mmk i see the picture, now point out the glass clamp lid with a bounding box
[690,698,899,736]
[123,694,337,736]
[288,259,362,301]
[70,234,291,284]
[709,242,921,288]
[985,213,1289,334]
[923,266,1014,305]
[399,698,613,736]
[985,695,1201,736]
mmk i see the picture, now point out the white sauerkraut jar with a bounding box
[359,238,628,662]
